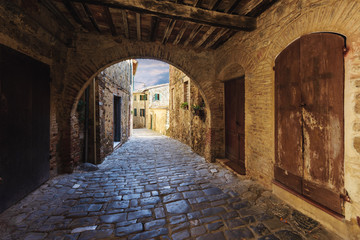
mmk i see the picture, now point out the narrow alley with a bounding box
[0,129,338,240]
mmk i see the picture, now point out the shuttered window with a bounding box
[154,93,160,101]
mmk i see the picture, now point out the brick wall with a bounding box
[214,0,360,237]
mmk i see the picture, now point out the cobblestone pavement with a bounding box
[0,129,341,240]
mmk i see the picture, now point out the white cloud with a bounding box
[134,59,169,90]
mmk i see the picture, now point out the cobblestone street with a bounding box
[0,129,340,240]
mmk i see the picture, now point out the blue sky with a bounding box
[134,59,169,90]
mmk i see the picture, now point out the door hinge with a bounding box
[340,190,351,203]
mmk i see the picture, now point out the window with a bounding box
[154,93,160,101]
[134,108,137,116]
[140,109,145,116]
[140,94,147,100]
[184,81,189,102]
[134,95,136,101]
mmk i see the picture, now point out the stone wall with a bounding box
[71,61,132,164]
[168,66,209,157]
[214,0,360,237]
[97,61,132,161]
[149,109,169,135]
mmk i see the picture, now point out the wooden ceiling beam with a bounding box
[237,0,263,15]
[104,7,117,36]
[183,25,202,47]
[40,0,74,30]
[247,0,278,17]
[210,0,222,10]
[194,26,216,48]
[162,19,176,44]
[121,10,129,38]
[82,3,101,32]
[150,16,159,41]
[227,0,242,13]
[172,22,188,45]
[69,0,256,31]
[136,13,141,40]
[62,0,88,29]
[204,0,244,49]
[204,28,228,49]
[193,0,202,7]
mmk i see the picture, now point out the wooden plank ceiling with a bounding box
[44,0,277,49]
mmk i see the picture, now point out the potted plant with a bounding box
[191,103,205,121]
[180,102,189,109]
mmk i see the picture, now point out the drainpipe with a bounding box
[93,78,97,165]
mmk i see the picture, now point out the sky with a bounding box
[134,59,169,90]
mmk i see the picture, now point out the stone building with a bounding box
[2,0,360,237]
[168,66,208,157]
[71,60,136,165]
[133,84,169,135]
[132,91,147,129]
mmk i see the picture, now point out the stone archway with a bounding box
[56,35,223,173]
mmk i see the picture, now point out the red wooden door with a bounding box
[275,33,344,215]
[225,78,245,175]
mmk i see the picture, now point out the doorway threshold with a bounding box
[216,158,246,176]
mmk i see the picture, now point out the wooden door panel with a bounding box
[275,33,344,215]
[0,44,50,213]
[303,180,342,214]
[275,39,303,182]
[300,33,344,196]
[225,78,245,174]
[225,80,238,161]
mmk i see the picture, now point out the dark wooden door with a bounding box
[225,78,245,175]
[275,33,344,215]
[114,96,121,142]
[0,44,50,213]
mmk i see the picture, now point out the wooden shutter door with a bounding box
[275,39,303,194]
[225,78,245,175]
[275,33,345,215]
[300,33,344,214]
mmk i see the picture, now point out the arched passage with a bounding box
[55,36,222,173]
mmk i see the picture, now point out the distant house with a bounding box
[133,83,169,134]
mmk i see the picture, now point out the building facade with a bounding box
[133,84,169,135]
[168,66,209,157]
[71,60,136,165]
